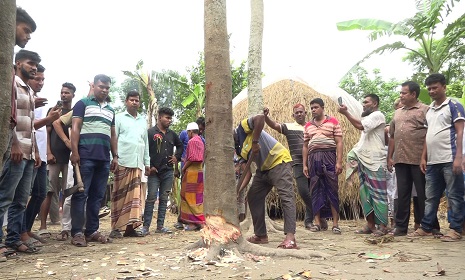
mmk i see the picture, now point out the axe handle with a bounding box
[236,153,255,195]
[74,164,84,185]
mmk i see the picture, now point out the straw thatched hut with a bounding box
[232,78,363,219]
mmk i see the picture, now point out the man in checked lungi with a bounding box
[338,94,389,237]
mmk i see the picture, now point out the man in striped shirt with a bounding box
[70,74,118,247]
[264,104,315,229]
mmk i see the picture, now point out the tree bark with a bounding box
[0,1,16,172]
[247,0,264,116]
[204,0,237,224]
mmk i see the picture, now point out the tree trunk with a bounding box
[203,0,240,254]
[247,0,264,116]
[0,1,16,172]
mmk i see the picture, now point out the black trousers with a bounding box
[395,163,439,231]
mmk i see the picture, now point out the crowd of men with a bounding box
[1,6,464,260]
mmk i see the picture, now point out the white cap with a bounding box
[186,122,199,131]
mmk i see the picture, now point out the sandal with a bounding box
[355,225,373,234]
[0,245,19,259]
[184,225,201,231]
[85,231,112,244]
[246,234,269,244]
[29,233,47,244]
[109,230,123,239]
[440,229,462,242]
[23,237,43,247]
[71,233,87,247]
[407,228,433,239]
[277,239,298,249]
[332,226,342,234]
[8,241,39,254]
[36,229,51,239]
[155,227,173,234]
[174,222,185,230]
[371,229,387,237]
[304,222,314,230]
[309,224,321,232]
[56,230,70,241]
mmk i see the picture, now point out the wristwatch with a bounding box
[252,140,259,144]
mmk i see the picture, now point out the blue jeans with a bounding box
[143,170,173,229]
[22,161,47,233]
[70,159,110,237]
[0,158,35,246]
[422,163,464,233]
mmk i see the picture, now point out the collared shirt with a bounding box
[280,122,304,166]
[390,101,429,165]
[304,116,342,152]
[186,135,204,162]
[180,129,205,161]
[15,75,35,160]
[147,125,183,172]
[425,98,465,164]
[236,117,292,171]
[115,110,150,170]
[72,97,115,161]
[353,110,386,171]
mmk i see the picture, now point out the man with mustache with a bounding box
[338,94,389,237]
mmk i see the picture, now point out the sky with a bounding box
[14,0,465,107]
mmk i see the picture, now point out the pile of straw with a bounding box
[233,79,363,219]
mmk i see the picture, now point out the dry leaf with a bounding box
[136,263,146,272]
[437,262,445,276]
[383,268,391,273]
[281,274,293,280]
[298,270,312,278]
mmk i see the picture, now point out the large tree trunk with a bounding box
[204,0,237,226]
[247,0,264,116]
[0,1,16,172]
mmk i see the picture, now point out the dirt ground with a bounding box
[0,212,462,280]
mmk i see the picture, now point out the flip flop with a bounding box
[36,229,51,239]
[440,230,462,242]
[355,226,373,234]
[309,224,321,232]
[332,226,342,234]
[183,225,201,231]
[71,234,87,247]
[0,245,19,259]
[23,237,43,247]
[9,241,39,254]
[277,239,298,249]
[29,233,47,244]
[407,228,433,239]
[371,229,387,237]
[246,235,269,244]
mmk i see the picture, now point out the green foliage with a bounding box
[339,67,401,123]
[336,0,465,76]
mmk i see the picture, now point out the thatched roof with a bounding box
[232,78,363,218]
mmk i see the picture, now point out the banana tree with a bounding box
[155,72,205,118]
[336,0,465,75]
[122,60,158,128]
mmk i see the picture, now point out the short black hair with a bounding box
[62,82,76,93]
[364,93,380,107]
[196,116,205,127]
[94,74,111,85]
[310,98,324,108]
[17,7,36,32]
[425,73,446,86]
[126,90,140,100]
[15,49,41,63]
[401,81,420,98]
[158,107,174,117]
[37,64,45,73]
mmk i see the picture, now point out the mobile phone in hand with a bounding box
[56,100,63,108]
[338,97,343,106]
